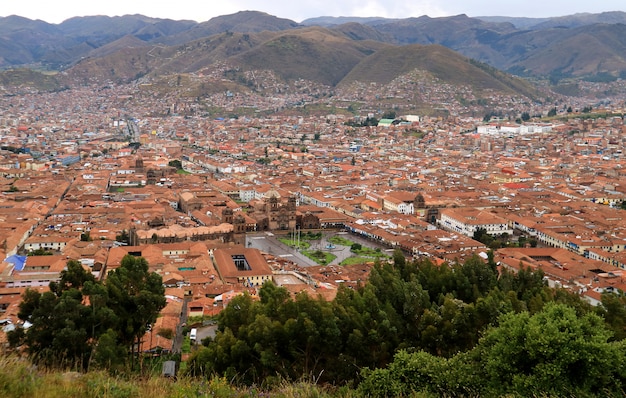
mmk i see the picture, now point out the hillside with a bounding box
[0,68,62,92]
[62,27,385,87]
[231,27,386,86]
[504,24,626,79]
[340,44,539,98]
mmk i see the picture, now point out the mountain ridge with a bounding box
[1,10,625,98]
[1,10,625,82]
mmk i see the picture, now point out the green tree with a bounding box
[91,328,127,372]
[361,303,626,397]
[27,248,53,256]
[115,230,129,244]
[13,287,93,370]
[9,257,164,372]
[105,255,166,363]
[167,159,182,170]
[474,302,624,396]
[381,110,396,120]
[598,292,626,341]
[359,350,448,397]
[50,259,95,296]
[12,261,99,369]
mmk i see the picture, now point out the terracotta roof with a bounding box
[213,247,272,280]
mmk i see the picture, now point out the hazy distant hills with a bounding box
[1,10,626,93]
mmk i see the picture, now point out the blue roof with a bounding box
[4,255,27,271]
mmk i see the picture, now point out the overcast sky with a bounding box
[2,0,625,24]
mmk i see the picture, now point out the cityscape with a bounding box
[1,8,626,397]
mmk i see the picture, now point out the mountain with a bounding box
[474,16,551,29]
[476,24,626,79]
[0,11,300,69]
[339,44,539,98]
[58,14,196,43]
[155,11,301,45]
[230,27,386,85]
[0,15,64,67]
[330,22,394,42]
[529,11,626,29]
[1,10,626,84]
[361,13,626,81]
[58,23,539,106]
[301,16,397,26]
[62,27,386,87]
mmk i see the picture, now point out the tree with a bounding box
[547,107,557,117]
[598,292,626,341]
[105,255,166,365]
[360,303,626,397]
[521,112,530,122]
[381,110,396,119]
[115,230,129,244]
[13,286,94,370]
[9,256,164,372]
[12,261,99,369]
[359,350,448,397]
[392,248,406,270]
[168,159,182,170]
[50,259,95,296]
[473,302,624,396]
[28,248,53,256]
[91,328,126,372]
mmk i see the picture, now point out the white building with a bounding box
[439,208,512,237]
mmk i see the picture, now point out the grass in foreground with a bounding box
[0,355,362,398]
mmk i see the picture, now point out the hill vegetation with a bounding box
[5,251,626,397]
[183,252,626,396]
